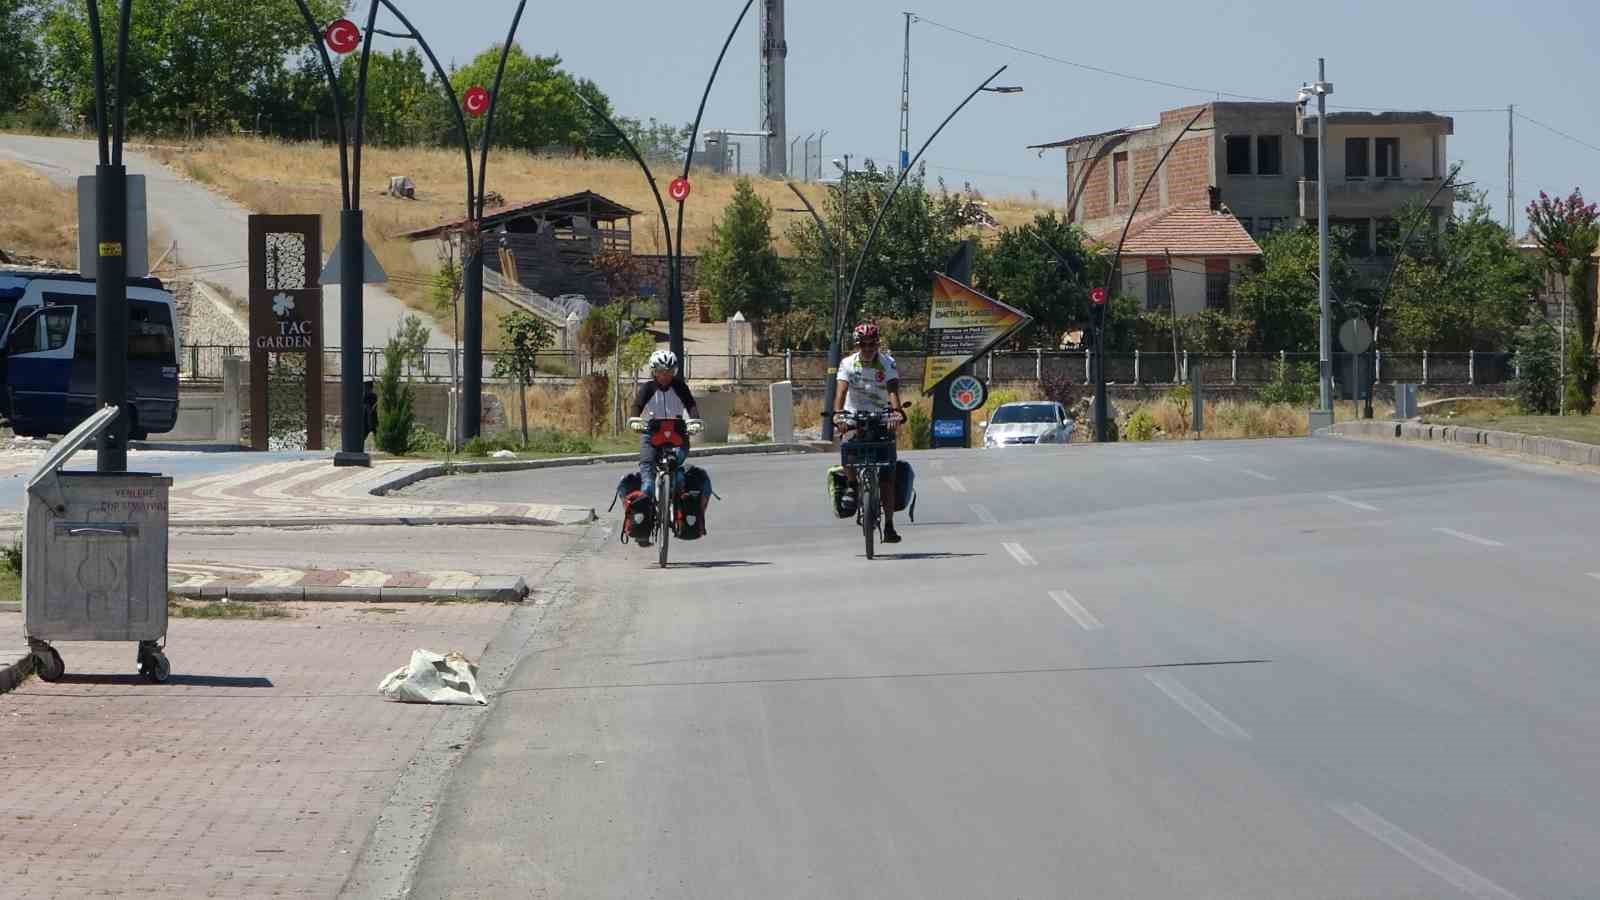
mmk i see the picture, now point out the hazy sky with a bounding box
[369,0,1599,234]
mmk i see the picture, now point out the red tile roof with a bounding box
[1092,203,1261,257]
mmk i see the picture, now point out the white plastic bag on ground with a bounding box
[378,649,488,705]
[492,449,516,459]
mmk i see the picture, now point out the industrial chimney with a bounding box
[759,0,787,177]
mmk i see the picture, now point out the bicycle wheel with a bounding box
[656,470,671,568]
[862,476,879,560]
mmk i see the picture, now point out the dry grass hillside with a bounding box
[146,137,1059,327]
[0,161,79,267]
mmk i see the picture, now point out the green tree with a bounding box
[1527,189,1600,409]
[1382,201,1539,352]
[700,178,785,321]
[1513,319,1560,414]
[493,311,555,445]
[41,0,347,135]
[974,212,1107,349]
[787,162,986,326]
[614,116,694,162]
[392,314,431,374]
[376,338,416,455]
[337,48,442,147]
[450,45,612,153]
[1232,225,1358,352]
[0,0,46,121]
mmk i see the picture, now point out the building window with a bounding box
[1256,136,1283,175]
[1146,258,1172,310]
[1226,136,1252,176]
[1303,138,1318,180]
[1375,138,1399,178]
[1112,151,1128,205]
[1205,259,1231,310]
[1345,137,1370,178]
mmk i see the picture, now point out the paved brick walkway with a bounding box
[0,602,511,897]
[0,455,595,529]
[169,562,517,594]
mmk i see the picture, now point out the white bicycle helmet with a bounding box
[648,349,679,372]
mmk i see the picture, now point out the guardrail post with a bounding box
[1085,349,1091,382]
[1279,349,1286,381]
[784,349,792,382]
[1468,349,1475,385]
[1231,350,1238,384]
[1035,347,1042,383]
[1181,350,1188,385]
[1133,349,1140,385]
[1375,349,1382,383]
[986,353,993,382]
[1422,349,1428,385]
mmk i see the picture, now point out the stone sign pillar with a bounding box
[247,215,324,451]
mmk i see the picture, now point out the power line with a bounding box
[912,13,1506,116]
[1515,111,1600,156]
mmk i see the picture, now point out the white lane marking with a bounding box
[1332,802,1522,900]
[340,570,389,588]
[426,571,478,590]
[1002,542,1037,567]
[171,574,217,590]
[248,569,305,588]
[969,503,998,526]
[1049,590,1103,631]
[1144,672,1251,740]
[1328,493,1380,512]
[942,476,968,494]
[1435,527,1504,548]
[1187,454,1214,462]
[1239,468,1276,481]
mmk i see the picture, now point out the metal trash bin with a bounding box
[23,406,173,683]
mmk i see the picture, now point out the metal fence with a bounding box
[184,345,1532,387]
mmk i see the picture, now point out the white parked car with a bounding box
[980,402,1075,447]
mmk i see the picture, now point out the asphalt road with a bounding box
[0,133,449,347]
[403,437,1600,898]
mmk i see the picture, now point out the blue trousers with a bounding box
[640,434,689,493]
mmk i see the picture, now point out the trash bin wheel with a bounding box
[35,647,65,682]
[140,653,171,684]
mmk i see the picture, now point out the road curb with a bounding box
[1,648,32,695]
[368,442,819,497]
[171,576,528,604]
[1328,419,1600,467]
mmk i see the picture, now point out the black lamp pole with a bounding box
[1095,106,1208,442]
[87,0,134,472]
[462,0,529,441]
[669,0,758,361]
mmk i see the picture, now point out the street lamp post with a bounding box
[1300,60,1335,421]
[462,0,531,441]
[670,0,759,362]
[87,0,135,473]
[1095,106,1209,442]
[830,69,1015,439]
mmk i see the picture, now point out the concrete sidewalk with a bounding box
[0,601,512,896]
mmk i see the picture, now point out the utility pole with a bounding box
[90,0,134,474]
[1507,104,1516,236]
[1314,58,1333,416]
[899,12,913,171]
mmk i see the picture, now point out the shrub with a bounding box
[410,425,449,454]
[1513,320,1560,414]
[1258,361,1318,406]
[375,340,416,455]
[907,403,932,449]
[1565,335,1595,415]
[1123,407,1157,441]
[3,539,22,576]
[579,373,609,435]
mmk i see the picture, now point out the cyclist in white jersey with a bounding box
[629,349,702,492]
[833,322,905,543]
